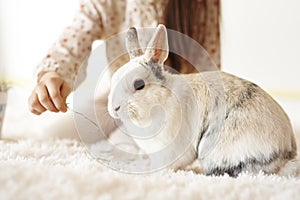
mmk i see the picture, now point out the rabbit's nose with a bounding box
[114,106,120,112]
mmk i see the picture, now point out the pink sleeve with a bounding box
[36,0,104,88]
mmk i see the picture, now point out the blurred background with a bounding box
[0,0,299,138]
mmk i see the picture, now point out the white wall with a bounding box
[221,0,300,92]
[0,0,78,84]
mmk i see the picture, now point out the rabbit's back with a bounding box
[183,71,297,176]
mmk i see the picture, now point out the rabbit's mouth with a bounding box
[107,101,120,119]
[127,103,143,126]
[125,103,151,128]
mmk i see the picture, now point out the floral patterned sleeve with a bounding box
[36,0,104,88]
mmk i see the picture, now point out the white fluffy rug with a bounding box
[0,139,299,200]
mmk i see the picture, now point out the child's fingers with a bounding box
[28,93,47,115]
[36,85,59,113]
[46,80,67,112]
[61,83,72,106]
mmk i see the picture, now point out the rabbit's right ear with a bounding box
[126,27,143,59]
[144,24,169,64]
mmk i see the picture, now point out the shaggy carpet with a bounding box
[0,139,299,200]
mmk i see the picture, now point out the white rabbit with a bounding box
[107,24,299,177]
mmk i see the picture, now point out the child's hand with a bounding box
[28,71,71,115]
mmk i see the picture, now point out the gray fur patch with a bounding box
[146,60,166,81]
[234,82,258,109]
[225,82,259,119]
[196,117,209,153]
[205,150,296,177]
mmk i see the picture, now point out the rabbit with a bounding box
[107,24,299,177]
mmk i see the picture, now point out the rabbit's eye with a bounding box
[133,79,145,91]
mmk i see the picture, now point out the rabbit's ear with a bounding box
[144,24,169,64]
[126,27,143,59]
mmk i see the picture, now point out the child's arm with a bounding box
[37,1,105,87]
[29,0,106,114]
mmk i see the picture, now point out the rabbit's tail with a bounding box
[278,158,300,177]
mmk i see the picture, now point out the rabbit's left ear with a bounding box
[144,24,169,64]
[126,27,143,59]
